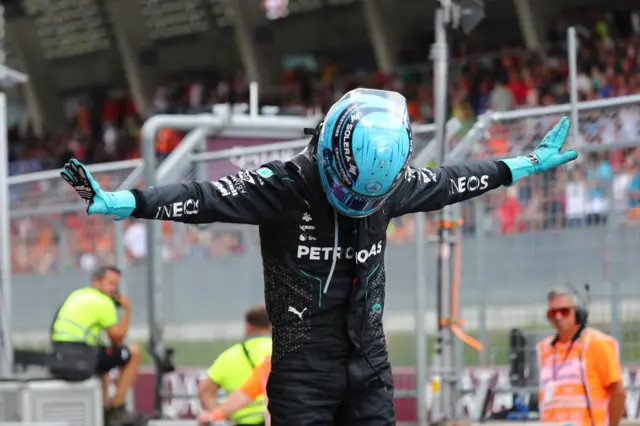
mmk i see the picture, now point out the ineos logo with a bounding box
[183,199,199,215]
[155,199,200,219]
[365,182,383,193]
[449,175,489,194]
[466,176,483,191]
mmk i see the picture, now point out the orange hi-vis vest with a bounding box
[537,328,623,426]
[240,355,272,426]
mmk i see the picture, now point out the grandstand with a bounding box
[2,0,640,424]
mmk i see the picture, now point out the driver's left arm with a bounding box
[389,160,512,217]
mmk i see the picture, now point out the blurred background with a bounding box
[4,0,640,423]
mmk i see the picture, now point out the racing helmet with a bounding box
[316,88,413,218]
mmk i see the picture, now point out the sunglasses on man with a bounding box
[547,306,574,320]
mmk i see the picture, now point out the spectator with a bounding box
[79,251,99,272]
[612,156,634,216]
[507,70,528,105]
[522,69,540,106]
[524,187,545,231]
[544,173,566,230]
[585,152,613,225]
[123,221,147,263]
[10,15,640,271]
[629,158,640,209]
[489,75,515,112]
[123,220,173,263]
[565,167,589,227]
[575,66,593,95]
[498,186,523,234]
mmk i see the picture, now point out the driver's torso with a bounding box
[258,186,390,371]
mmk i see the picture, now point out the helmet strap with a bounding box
[304,121,323,162]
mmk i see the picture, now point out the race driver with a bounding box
[61,88,577,426]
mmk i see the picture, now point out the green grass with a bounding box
[139,330,511,367]
[19,322,640,368]
[129,321,640,368]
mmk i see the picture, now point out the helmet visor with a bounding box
[325,165,388,216]
[337,88,408,117]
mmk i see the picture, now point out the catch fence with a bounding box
[450,94,640,369]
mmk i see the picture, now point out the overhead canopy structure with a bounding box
[2,0,549,135]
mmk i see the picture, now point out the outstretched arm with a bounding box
[390,116,577,217]
[390,160,511,217]
[61,160,290,225]
[129,167,289,225]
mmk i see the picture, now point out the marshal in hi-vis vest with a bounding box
[537,328,623,426]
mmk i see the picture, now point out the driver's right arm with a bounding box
[129,165,290,225]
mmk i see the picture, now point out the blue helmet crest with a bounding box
[316,89,413,217]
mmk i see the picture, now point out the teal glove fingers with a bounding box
[61,158,136,220]
[545,149,579,170]
[500,116,578,185]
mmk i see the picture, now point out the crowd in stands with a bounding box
[8,9,640,274]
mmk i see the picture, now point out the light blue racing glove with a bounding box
[500,116,578,185]
[60,159,136,220]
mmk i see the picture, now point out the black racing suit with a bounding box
[129,147,512,426]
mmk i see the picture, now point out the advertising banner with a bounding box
[131,366,640,423]
[205,136,300,180]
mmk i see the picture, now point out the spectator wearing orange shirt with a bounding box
[538,286,626,426]
[156,128,180,160]
[498,186,522,234]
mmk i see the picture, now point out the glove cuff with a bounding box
[105,191,137,218]
[499,157,534,185]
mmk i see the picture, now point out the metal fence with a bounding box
[8,159,142,275]
[449,96,640,370]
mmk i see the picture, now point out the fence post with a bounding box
[415,211,428,426]
[610,271,621,346]
[114,220,127,292]
[194,129,208,183]
[112,219,137,411]
[52,217,70,271]
[474,197,488,366]
[140,117,165,415]
[0,91,13,377]
[567,27,580,148]
[606,180,621,345]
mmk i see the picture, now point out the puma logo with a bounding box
[288,306,307,320]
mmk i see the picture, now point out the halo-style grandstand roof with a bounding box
[13,0,361,60]
[23,0,112,59]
